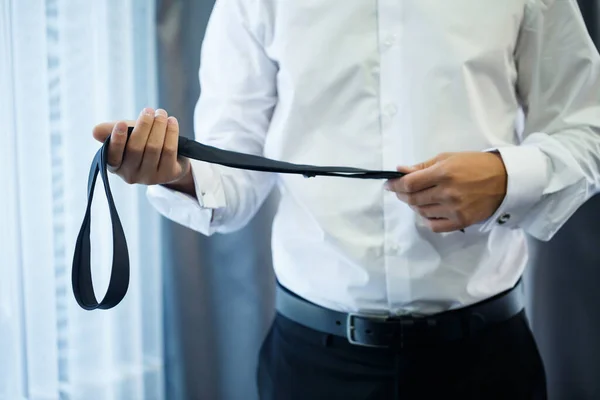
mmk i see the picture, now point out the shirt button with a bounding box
[384,34,397,48]
[497,213,511,225]
[387,242,400,254]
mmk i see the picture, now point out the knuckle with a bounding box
[145,143,163,155]
[438,165,452,180]
[153,113,168,125]
[438,152,455,161]
[107,149,123,165]
[137,118,153,130]
[107,159,121,169]
[127,144,145,155]
[402,180,415,193]
[161,144,177,157]
[108,148,124,162]
[444,188,459,203]
[406,195,419,206]
[109,134,125,147]
[108,133,125,147]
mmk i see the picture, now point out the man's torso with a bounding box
[252,0,533,315]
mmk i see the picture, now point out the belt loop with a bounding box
[322,334,333,347]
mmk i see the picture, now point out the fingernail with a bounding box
[384,181,392,191]
[142,107,154,116]
[167,116,177,125]
[155,108,167,117]
[115,122,126,134]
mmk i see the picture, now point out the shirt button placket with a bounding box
[378,0,407,309]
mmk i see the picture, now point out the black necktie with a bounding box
[72,128,405,310]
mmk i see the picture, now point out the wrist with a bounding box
[161,161,196,198]
[487,150,508,192]
[485,148,505,178]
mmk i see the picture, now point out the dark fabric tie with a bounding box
[72,128,405,310]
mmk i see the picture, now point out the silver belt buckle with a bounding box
[346,313,390,348]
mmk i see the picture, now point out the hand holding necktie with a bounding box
[385,152,507,233]
[92,108,196,195]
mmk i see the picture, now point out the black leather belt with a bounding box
[275,280,524,349]
[72,128,406,311]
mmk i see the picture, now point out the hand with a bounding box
[386,152,507,233]
[92,108,190,186]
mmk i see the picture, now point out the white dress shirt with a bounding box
[147,0,600,315]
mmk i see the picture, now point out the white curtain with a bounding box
[0,0,164,399]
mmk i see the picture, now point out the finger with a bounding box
[93,120,136,143]
[396,186,441,207]
[410,156,438,171]
[411,152,455,171]
[385,165,422,191]
[121,108,155,171]
[106,121,129,170]
[159,116,180,174]
[412,204,448,219]
[426,218,461,233]
[387,163,446,194]
[140,109,168,174]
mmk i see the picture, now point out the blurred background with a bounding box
[1,0,599,399]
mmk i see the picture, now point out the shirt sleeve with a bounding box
[477,0,600,241]
[146,0,278,236]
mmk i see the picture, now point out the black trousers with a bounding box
[257,310,547,400]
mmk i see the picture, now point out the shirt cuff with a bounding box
[476,145,549,232]
[145,159,227,234]
[189,159,227,211]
